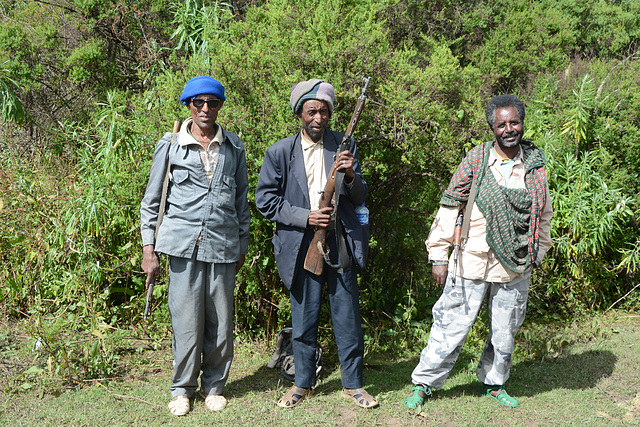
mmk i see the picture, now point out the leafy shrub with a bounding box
[0,0,639,364]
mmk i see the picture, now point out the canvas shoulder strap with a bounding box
[154,120,181,240]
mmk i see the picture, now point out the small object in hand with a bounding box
[144,277,155,320]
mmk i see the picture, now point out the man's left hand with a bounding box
[235,254,246,274]
[336,150,355,182]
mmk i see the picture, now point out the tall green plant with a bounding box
[618,239,640,275]
[170,0,232,55]
[560,74,595,154]
[617,205,640,275]
[43,92,152,325]
[0,62,24,125]
[547,149,632,300]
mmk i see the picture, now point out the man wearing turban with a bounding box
[255,79,378,409]
[140,76,250,416]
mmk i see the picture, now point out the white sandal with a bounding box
[168,395,190,416]
[200,391,227,411]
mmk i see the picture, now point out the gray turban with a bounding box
[290,79,335,116]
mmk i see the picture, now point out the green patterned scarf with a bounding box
[440,140,547,273]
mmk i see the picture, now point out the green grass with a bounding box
[1,313,639,426]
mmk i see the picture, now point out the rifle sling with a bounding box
[321,168,349,273]
[459,181,475,242]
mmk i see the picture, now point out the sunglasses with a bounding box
[191,98,221,109]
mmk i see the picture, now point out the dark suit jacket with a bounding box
[255,130,368,289]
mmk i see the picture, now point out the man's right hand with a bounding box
[307,206,333,227]
[141,244,160,289]
[432,264,449,288]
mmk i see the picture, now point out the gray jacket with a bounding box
[140,124,250,262]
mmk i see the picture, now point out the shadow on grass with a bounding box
[509,349,617,397]
[224,362,340,399]
[224,339,616,403]
[359,347,616,403]
[361,347,482,392]
[401,349,617,400]
[224,365,287,398]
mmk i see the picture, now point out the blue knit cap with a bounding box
[180,76,226,105]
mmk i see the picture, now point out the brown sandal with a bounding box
[341,387,379,408]
[277,385,312,408]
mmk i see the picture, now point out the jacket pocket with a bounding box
[220,174,237,206]
[170,168,193,200]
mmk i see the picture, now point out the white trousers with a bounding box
[411,271,531,389]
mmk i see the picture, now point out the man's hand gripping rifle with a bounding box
[303,77,371,276]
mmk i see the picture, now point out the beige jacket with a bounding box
[426,146,553,282]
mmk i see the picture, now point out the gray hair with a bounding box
[485,95,525,129]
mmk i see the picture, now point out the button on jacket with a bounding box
[140,120,250,262]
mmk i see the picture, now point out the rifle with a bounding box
[144,119,181,320]
[451,207,464,288]
[303,77,371,276]
[450,144,481,288]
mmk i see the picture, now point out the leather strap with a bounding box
[460,146,487,243]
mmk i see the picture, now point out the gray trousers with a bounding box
[168,251,235,398]
[411,271,531,389]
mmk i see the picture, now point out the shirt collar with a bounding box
[300,130,323,151]
[489,143,523,165]
[179,117,224,147]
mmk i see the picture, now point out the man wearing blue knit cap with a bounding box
[141,76,250,416]
[256,79,378,409]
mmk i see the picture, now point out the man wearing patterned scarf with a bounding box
[404,95,553,409]
[141,76,250,416]
[256,79,378,409]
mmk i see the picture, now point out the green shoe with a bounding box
[483,385,519,408]
[404,385,432,409]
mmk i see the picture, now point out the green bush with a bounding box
[0,1,639,374]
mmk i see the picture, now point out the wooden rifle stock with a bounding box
[303,77,371,275]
